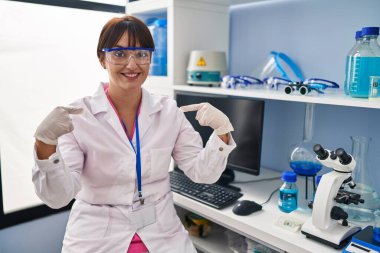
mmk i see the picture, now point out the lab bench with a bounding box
[173,168,359,253]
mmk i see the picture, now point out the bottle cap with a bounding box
[145,17,157,26]
[154,19,167,27]
[355,30,362,40]
[361,27,379,36]
[281,171,297,183]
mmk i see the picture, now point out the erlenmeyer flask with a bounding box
[289,103,322,177]
[344,136,380,222]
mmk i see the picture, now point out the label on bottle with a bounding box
[278,188,298,213]
[349,57,380,98]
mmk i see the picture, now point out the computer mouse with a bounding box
[232,200,262,216]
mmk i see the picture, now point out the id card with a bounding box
[130,203,156,230]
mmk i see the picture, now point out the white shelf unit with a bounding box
[173,85,380,109]
[175,205,234,253]
[126,0,230,97]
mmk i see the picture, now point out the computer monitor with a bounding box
[175,91,265,182]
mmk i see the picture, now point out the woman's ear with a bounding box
[99,56,106,69]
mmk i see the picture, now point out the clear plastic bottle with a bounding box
[278,171,298,213]
[344,30,362,95]
[148,19,167,76]
[349,27,380,98]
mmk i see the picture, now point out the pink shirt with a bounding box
[127,233,149,253]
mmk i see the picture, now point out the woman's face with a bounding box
[103,32,150,92]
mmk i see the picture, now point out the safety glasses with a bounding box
[263,77,339,95]
[222,75,264,89]
[102,47,154,65]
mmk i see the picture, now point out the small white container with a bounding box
[187,50,227,86]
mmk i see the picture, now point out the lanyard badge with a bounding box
[122,118,144,205]
[105,88,144,205]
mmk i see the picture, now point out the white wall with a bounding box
[0,1,119,252]
[0,0,119,214]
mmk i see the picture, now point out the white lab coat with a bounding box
[32,83,236,253]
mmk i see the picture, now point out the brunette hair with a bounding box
[97,15,154,63]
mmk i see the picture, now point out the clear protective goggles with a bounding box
[263,77,340,95]
[221,75,264,89]
[102,47,154,65]
[223,75,339,95]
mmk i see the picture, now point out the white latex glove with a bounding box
[180,102,234,135]
[34,106,83,145]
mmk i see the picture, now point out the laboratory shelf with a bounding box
[190,224,233,253]
[125,0,170,14]
[173,85,380,109]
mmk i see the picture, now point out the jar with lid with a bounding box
[278,171,298,213]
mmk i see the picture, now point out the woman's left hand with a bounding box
[180,103,234,135]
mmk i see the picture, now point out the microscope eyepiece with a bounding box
[336,148,352,165]
[313,144,329,160]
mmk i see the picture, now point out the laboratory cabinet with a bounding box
[126,0,229,97]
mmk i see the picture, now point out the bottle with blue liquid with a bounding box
[344,30,362,95]
[279,171,298,213]
[148,18,167,76]
[348,27,380,98]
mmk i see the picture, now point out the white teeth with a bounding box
[124,73,138,77]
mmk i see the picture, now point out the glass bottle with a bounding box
[344,136,380,222]
[278,171,298,213]
[344,30,362,95]
[349,27,380,98]
[289,103,322,177]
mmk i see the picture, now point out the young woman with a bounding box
[33,15,236,253]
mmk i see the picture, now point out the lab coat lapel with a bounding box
[90,83,133,150]
[137,88,163,141]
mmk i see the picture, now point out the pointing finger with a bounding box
[180,103,203,113]
[59,106,84,115]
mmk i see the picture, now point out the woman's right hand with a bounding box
[34,106,83,145]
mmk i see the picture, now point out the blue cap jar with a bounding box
[281,171,297,183]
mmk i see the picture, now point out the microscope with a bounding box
[301,144,363,249]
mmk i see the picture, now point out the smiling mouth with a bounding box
[122,73,139,78]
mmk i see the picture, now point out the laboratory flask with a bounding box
[344,30,362,95]
[343,136,380,222]
[289,103,322,206]
[349,27,380,98]
[289,103,322,177]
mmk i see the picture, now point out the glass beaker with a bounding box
[344,136,380,222]
[289,103,322,177]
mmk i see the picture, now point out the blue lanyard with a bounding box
[121,117,143,204]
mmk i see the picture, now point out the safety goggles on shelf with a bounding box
[222,75,264,89]
[102,47,154,65]
[263,77,340,95]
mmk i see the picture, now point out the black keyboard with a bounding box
[169,170,243,209]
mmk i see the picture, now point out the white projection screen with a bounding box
[0,1,122,220]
